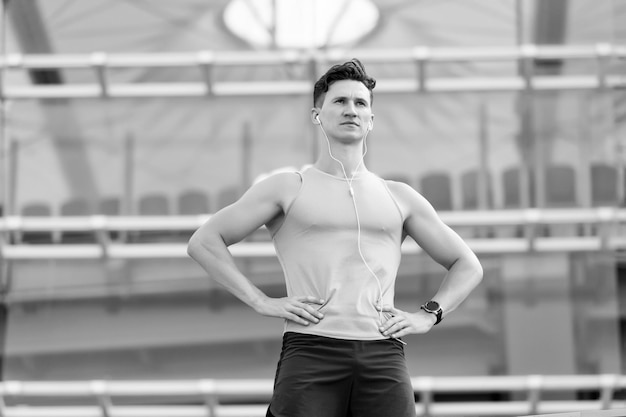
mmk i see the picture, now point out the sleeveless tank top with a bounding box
[269,166,405,340]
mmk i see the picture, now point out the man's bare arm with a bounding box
[379,182,483,338]
[187,173,325,326]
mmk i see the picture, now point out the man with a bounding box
[187,59,483,417]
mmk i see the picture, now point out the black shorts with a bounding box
[266,332,417,417]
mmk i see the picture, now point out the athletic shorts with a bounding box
[266,332,417,417]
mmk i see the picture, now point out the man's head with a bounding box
[313,58,376,108]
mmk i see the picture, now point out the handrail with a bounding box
[2,75,624,99]
[2,44,626,98]
[3,208,624,231]
[1,237,625,260]
[0,375,623,417]
[2,44,625,68]
[2,208,625,259]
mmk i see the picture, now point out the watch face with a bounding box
[425,301,440,311]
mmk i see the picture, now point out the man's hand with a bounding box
[254,295,326,326]
[378,306,436,338]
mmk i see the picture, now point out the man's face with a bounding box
[317,80,373,142]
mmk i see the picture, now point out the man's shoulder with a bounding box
[252,165,308,186]
[382,177,414,195]
[258,169,303,188]
[382,177,434,211]
[249,167,304,206]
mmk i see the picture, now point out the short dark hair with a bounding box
[313,58,376,107]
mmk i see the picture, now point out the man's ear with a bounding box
[311,108,321,125]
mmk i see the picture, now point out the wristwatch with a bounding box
[420,300,443,325]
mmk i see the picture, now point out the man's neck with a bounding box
[315,152,367,179]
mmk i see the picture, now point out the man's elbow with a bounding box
[471,256,484,286]
[187,231,205,260]
[186,236,197,259]
[187,227,225,261]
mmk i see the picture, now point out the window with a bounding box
[223,0,379,50]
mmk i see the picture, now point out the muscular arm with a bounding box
[187,173,325,325]
[380,182,483,338]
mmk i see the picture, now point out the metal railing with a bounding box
[0,375,623,417]
[1,208,625,260]
[2,44,626,98]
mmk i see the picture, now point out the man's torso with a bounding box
[269,166,405,340]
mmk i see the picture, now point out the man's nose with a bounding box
[343,101,357,115]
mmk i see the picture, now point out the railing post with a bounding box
[520,44,537,92]
[596,207,614,251]
[414,377,433,417]
[413,47,430,93]
[199,379,219,417]
[91,215,110,260]
[91,52,109,98]
[197,51,214,97]
[526,374,543,416]
[524,209,540,252]
[599,374,617,409]
[91,380,112,417]
[0,386,6,417]
[595,43,613,90]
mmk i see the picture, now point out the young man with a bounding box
[187,59,483,417]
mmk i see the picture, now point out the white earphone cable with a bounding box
[317,121,384,323]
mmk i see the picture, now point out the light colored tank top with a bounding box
[269,166,405,340]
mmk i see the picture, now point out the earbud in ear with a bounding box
[368,120,373,131]
[314,114,321,124]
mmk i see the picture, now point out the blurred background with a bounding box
[0,0,625,414]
